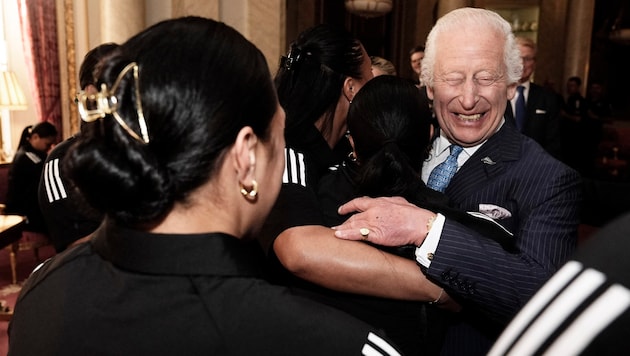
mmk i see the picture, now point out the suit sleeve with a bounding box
[425,160,582,324]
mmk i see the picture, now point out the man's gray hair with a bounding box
[421,7,523,88]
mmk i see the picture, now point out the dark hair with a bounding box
[66,17,277,227]
[79,43,120,89]
[275,24,365,147]
[347,75,432,198]
[568,76,582,86]
[17,121,58,150]
[409,45,425,56]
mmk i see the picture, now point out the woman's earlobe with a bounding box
[343,77,355,103]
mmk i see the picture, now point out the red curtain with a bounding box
[17,0,61,133]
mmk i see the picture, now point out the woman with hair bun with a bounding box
[8,17,401,356]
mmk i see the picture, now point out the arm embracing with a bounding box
[274,225,460,311]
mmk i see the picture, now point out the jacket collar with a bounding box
[91,219,266,277]
[445,124,522,201]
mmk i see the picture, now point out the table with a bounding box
[0,215,26,249]
[0,215,26,322]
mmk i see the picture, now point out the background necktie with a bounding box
[427,145,463,192]
[515,85,526,131]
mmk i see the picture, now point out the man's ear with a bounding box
[233,126,257,183]
[507,83,517,100]
[342,77,355,103]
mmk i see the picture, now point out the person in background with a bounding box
[563,76,587,120]
[585,80,613,121]
[332,8,582,354]
[409,45,425,86]
[258,24,373,282]
[561,76,595,175]
[8,17,401,356]
[371,55,397,77]
[6,122,57,234]
[504,36,562,159]
[38,42,119,253]
[409,45,434,126]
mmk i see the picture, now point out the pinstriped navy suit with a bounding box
[427,123,582,355]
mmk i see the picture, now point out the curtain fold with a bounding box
[17,0,62,134]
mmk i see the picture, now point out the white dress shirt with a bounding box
[415,126,499,267]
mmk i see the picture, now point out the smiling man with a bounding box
[333,7,582,355]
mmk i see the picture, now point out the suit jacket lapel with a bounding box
[445,124,522,202]
[525,84,542,119]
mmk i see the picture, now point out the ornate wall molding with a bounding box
[58,0,77,137]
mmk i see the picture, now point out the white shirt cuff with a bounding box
[415,213,445,268]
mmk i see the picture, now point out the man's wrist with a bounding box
[425,214,437,240]
[415,213,445,267]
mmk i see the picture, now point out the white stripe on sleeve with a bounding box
[545,284,630,355]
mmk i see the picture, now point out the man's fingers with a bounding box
[334,228,362,241]
[338,196,411,216]
[337,196,374,215]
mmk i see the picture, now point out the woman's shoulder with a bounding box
[207,277,402,355]
[317,164,357,226]
[12,147,45,166]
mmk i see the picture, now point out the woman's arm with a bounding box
[274,225,460,311]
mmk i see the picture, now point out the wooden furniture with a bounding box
[0,215,27,285]
[10,231,50,285]
[0,215,27,322]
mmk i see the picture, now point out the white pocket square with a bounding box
[535,109,546,114]
[478,204,512,220]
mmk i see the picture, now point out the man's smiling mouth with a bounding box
[457,113,482,121]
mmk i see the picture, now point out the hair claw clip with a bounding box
[75,62,150,144]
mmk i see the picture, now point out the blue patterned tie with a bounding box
[427,145,463,192]
[515,85,526,131]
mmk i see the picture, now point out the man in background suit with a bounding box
[504,37,562,159]
[333,8,582,355]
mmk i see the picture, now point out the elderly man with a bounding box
[333,7,582,354]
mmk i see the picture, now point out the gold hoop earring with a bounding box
[240,180,258,198]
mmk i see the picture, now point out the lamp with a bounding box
[345,0,393,19]
[0,71,27,110]
[0,70,28,161]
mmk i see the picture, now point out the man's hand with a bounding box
[333,196,436,247]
